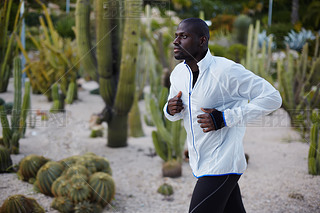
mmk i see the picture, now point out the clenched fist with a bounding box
[167,91,184,115]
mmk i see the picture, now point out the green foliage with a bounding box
[233,14,252,44]
[18,0,78,103]
[0,145,13,173]
[0,0,21,92]
[55,14,76,39]
[209,44,227,57]
[226,43,247,63]
[17,154,49,182]
[308,111,320,175]
[0,57,31,154]
[157,183,174,196]
[210,14,236,34]
[0,194,45,213]
[266,23,293,50]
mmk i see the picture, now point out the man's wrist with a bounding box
[209,110,225,130]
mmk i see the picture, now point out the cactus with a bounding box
[74,201,103,213]
[0,0,22,92]
[91,156,112,175]
[157,183,174,196]
[17,154,49,182]
[0,145,12,173]
[59,155,81,168]
[51,176,68,197]
[57,180,72,197]
[51,196,74,213]
[0,57,31,154]
[50,83,64,113]
[89,172,115,206]
[308,112,320,175]
[149,87,186,177]
[35,161,65,196]
[75,0,142,147]
[65,81,76,104]
[0,194,45,213]
[16,0,79,102]
[68,182,92,203]
[64,164,91,178]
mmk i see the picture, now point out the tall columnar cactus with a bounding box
[0,145,12,172]
[149,87,186,178]
[308,112,320,175]
[75,0,142,147]
[0,0,21,92]
[0,194,45,213]
[0,57,31,154]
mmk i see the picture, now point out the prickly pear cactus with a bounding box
[0,145,12,173]
[0,194,45,213]
[51,196,74,213]
[17,154,49,181]
[89,172,115,206]
[35,161,65,196]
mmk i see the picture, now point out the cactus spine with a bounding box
[0,57,31,154]
[75,0,142,147]
[0,194,45,213]
[17,154,49,182]
[89,172,115,206]
[51,197,74,213]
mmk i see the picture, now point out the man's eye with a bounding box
[182,35,187,39]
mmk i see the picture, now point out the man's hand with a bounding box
[197,108,225,132]
[197,108,217,132]
[167,91,184,115]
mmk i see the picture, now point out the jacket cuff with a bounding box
[209,110,226,130]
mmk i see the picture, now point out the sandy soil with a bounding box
[0,79,320,213]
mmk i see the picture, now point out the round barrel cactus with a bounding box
[0,194,45,213]
[64,164,91,178]
[17,154,49,181]
[51,176,68,197]
[76,157,97,174]
[57,180,72,197]
[59,155,81,168]
[35,161,65,196]
[68,182,92,203]
[92,156,112,175]
[157,183,174,196]
[71,173,89,185]
[51,196,74,213]
[89,172,115,206]
[0,145,12,173]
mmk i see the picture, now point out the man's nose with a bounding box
[173,37,180,45]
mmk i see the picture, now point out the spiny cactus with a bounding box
[157,183,174,196]
[0,194,45,213]
[91,156,112,175]
[89,172,115,206]
[71,174,89,185]
[17,154,49,182]
[57,180,72,197]
[64,164,91,178]
[51,196,74,213]
[308,112,320,175]
[0,57,31,154]
[74,201,102,213]
[59,155,81,168]
[50,83,64,113]
[51,176,68,197]
[75,0,142,147]
[35,161,65,196]
[0,145,12,173]
[68,182,92,203]
[76,157,97,174]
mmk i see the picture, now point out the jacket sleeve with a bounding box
[222,63,282,127]
[163,73,184,122]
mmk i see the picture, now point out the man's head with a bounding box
[173,18,209,62]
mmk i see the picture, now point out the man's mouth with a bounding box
[174,48,181,53]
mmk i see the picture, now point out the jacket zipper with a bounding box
[185,64,199,162]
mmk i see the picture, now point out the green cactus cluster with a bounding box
[308,111,320,175]
[0,57,31,154]
[17,154,49,183]
[0,145,13,173]
[0,194,45,213]
[17,0,78,103]
[16,152,115,212]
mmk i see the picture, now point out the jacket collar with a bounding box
[196,49,214,73]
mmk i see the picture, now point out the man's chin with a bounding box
[174,54,185,60]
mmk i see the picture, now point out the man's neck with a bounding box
[185,49,207,72]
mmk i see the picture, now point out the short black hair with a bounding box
[180,18,210,40]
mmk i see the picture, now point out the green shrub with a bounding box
[233,14,252,44]
[209,44,227,57]
[55,14,75,39]
[227,44,247,63]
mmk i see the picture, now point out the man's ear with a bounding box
[199,36,207,47]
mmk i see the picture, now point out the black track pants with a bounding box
[189,174,246,213]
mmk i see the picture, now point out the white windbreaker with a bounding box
[164,50,282,178]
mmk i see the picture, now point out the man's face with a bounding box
[173,22,200,61]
